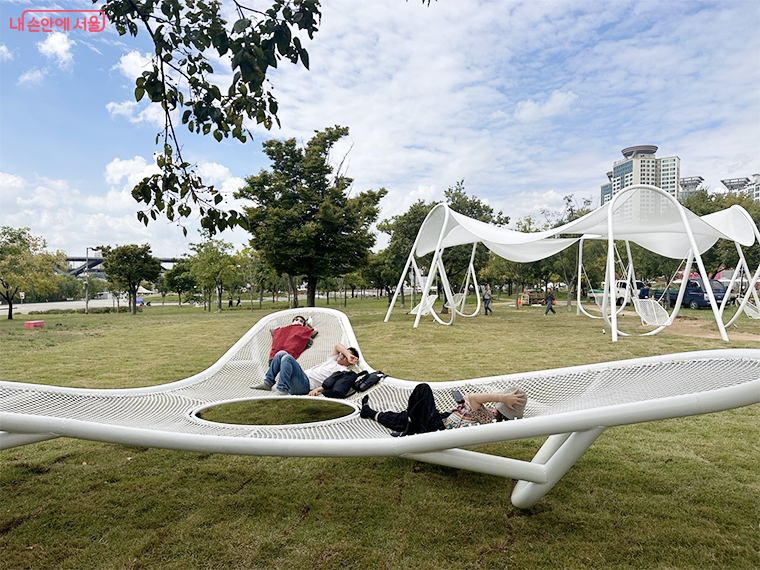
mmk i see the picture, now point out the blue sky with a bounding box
[1,0,759,258]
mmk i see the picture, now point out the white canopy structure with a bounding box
[384,185,759,341]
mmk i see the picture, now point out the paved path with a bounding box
[6,299,126,315]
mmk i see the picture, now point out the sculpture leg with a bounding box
[511,427,605,509]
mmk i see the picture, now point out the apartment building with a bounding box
[601,145,681,204]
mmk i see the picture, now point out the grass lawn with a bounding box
[1,296,759,570]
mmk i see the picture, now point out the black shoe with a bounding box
[360,396,377,420]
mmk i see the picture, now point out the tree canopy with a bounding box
[164,258,196,305]
[188,238,235,311]
[377,181,508,293]
[0,227,65,319]
[100,244,162,315]
[236,126,386,306]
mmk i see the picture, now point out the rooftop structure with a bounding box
[721,174,760,202]
[680,176,705,199]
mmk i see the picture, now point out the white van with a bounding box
[589,280,645,306]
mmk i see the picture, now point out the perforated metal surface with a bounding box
[2,309,759,447]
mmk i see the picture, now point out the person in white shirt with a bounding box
[252,343,359,396]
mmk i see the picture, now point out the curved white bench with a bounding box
[2,308,758,508]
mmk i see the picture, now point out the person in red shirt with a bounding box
[267,315,318,363]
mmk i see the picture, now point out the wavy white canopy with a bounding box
[415,186,756,261]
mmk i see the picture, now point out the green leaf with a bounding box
[232,18,250,34]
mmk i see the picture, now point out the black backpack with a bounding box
[321,370,359,399]
[354,370,387,392]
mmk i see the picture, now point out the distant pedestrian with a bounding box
[544,287,556,315]
[228,296,233,308]
[236,296,241,306]
[483,284,493,315]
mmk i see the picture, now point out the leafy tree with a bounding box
[164,258,196,305]
[442,181,509,288]
[100,0,434,234]
[479,253,513,297]
[680,189,760,277]
[233,247,278,310]
[55,274,84,302]
[101,0,320,234]
[154,273,170,304]
[542,195,594,308]
[236,126,386,306]
[100,244,162,315]
[189,239,235,311]
[0,227,64,319]
[363,250,407,305]
[377,182,508,306]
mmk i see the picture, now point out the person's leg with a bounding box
[264,350,288,386]
[274,354,310,394]
[360,395,411,431]
[252,350,287,389]
[404,383,444,435]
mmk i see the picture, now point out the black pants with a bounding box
[376,383,445,435]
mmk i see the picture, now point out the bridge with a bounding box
[64,257,179,279]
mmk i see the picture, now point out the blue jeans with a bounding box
[264,351,311,394]
[484,298,492,314]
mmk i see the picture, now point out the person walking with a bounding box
[483,284,493,315]
[544,287,556,315]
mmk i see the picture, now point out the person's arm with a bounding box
[465,389,526,411]
[330,343,359,365]
[308,386,324,397]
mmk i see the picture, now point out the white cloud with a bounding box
[106,100,166,128]
[18,68,46,85]
[0,45,12,61]
[112,50,152,79]
[105,100,138,120]
[37,32,75,69]
[1,0,758,259]
[514,90,579,123]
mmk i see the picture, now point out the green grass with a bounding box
[1,298,759,569]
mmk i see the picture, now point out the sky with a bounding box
[1,0,759,259]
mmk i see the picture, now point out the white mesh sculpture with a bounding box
[2,308,759,508]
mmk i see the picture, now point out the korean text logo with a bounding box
[9,10,106,33]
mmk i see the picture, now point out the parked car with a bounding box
[655,278,727,309]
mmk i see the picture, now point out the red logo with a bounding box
[10,10,106,33]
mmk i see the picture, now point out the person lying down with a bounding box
[360,383,527,436]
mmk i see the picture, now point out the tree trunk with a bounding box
[287,274,299,308]
[306,276,318,307]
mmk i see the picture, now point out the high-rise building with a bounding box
[600,145,681,204]
[721,175,760,201]
[679,176,705,199]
